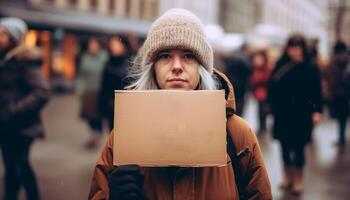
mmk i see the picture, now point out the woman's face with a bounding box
[0,27,12,52]
[154,49,200,90]
[109,37,126,56]
[88,38,101,54]
[252,54,265,68]
[287,46,303,63]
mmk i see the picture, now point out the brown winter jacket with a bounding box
[89,70,272,200]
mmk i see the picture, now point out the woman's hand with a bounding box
[109,165,145,200]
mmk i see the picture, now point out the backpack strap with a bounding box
[227,124,247,200]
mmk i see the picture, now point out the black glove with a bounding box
[109,165,145,200]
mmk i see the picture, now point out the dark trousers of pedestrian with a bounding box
[0,131,40,200]
[280,140,305,169]
[258,101,268,134]
[107,112,114,132]
[337,116,348,145]
[88,118,103,133]
[332,96,349,145]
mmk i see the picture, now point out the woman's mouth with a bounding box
[168,78,187,83]
[167,78,188,88]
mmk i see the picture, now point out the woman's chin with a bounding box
[164,87,187,90]
[164,83,189,90]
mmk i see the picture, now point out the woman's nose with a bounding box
[171,56,184,73]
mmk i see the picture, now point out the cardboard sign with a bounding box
[113,90,227,167]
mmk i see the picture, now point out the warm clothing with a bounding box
[87,118,103,133]
[250,65,271,134]
[280,140,305,168]
[89,70,272,200]
[76,50,108,122]
[327,53,349,119]
[268,59,322,145]
[328,53,349,97]
[108,165,146,200]
[223,55,252,116]
[336,114,348,145]
[76,50,108,95]
[0,45,50,138]
[250,66,271,102]
[257,101,269,133]
[141,8,213,73]
[326,52,349,144]
[99,55,129,129]
[0,131,39,200]
[0,44,48,200]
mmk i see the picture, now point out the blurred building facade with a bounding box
[0,0,335,83]
[38,0,160,21]
[0,0,155,85]
[327,0,350,48]
[159,0,219,24]
[219,0,260,34]
[0,0,221,84]
[208,0,329,57]
[258,0,329,57]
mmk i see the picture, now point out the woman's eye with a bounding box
[184,53,196,60]
[157,53,171,60]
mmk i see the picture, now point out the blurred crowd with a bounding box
[0,15,350,199]
[218,34,349,195]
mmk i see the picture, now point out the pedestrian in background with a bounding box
[0,17,50,200]
[99,35,131,131]
[327,41,349,146]
[250,50,271,135]
[223,44,252,116]
[268,34,322,194]
[76,37,108,149]
[309,38,320,67]
[89,8,272,200]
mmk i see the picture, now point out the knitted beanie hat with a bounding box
[0,17,28,44]
[141,8,213,73]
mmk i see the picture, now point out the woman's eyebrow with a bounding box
[183,50,194,54]
[158,50,171,54]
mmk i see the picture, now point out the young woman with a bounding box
[268,34,322,194]
[0,17,50,200]
[89,9,272,200]
[250,50,271,135]
[76,37,108,149]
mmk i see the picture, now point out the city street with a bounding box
[0,94,349,200]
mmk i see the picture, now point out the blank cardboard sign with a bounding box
[113,90,227,167]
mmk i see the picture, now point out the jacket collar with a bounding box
[213,69,236,117]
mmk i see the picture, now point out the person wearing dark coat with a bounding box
[0,18,50,200]
[327,41,349,146]
[268,34,322,195]
[223,45,252,116]
[99,35,131,130]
